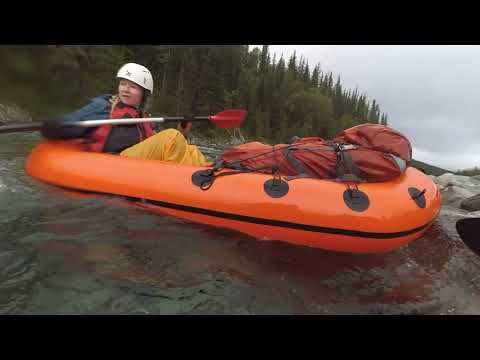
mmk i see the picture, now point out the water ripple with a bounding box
[3,134,480,314]
[0,247,39,314]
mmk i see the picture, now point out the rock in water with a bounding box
[0,103,32,124]
[441,185,477,208]
[461,193,480,212]
[431,173,480,208]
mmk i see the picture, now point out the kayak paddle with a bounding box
[0,109,247,134]
[455,217,480,256]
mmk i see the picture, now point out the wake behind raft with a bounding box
[25,123,441,254]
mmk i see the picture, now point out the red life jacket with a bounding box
[86,101,155,153]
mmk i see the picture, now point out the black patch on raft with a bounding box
[343,189,370,212]
[409,187,426,209]
[264,179,289,198]
[191,170,215,190]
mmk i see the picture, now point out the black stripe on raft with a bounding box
[42,184,433,240]
[142,198,432,239]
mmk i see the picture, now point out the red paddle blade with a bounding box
[210,109,247,128]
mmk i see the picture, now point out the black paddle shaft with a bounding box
[0,122,42,134]
[0,118,210,134]
[162,117,210,122]
[0,110,246,135]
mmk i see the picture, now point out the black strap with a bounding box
[211,141,365,185]
[198,169,253,190]
[334,143,364,182]
[283,146,309,176]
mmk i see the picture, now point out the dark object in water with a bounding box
[456,217,480,256]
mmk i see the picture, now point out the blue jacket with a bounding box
[41,95,113,140]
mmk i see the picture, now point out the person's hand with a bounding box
[40,117,67,139]
[40,117,91,140]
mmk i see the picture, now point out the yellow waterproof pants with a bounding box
[120,128,209,166]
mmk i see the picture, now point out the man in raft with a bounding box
[41,63,209,166]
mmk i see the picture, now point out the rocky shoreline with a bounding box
[432,172,480,213]
[0,103,31,125]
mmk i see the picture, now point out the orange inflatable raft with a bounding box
[26,141,441,253]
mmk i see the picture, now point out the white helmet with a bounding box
[116,63,154,94]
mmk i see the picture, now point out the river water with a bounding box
[1,133,480,315]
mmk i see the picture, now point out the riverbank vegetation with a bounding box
[0,45,387,143]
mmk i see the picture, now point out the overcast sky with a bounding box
[252,45,479,171]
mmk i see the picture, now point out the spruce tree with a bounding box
[311,64,320,88]
[0,45,387,143]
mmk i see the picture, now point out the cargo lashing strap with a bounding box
[192,142,365,191]
[282,142,364,183]
[282,142,369,209]
[282,146,314,181]
[330,142,364,183]
[191,159,274,191]
[192,160,239,191]
[191,147,291,198]
[278,142,365,183]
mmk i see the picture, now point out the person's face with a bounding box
[118,79,144,107]
[179,121,193,136]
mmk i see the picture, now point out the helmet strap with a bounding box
[139,90,151,112]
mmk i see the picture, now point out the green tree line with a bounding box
[457,167,480,176]
[0,45,388,142]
